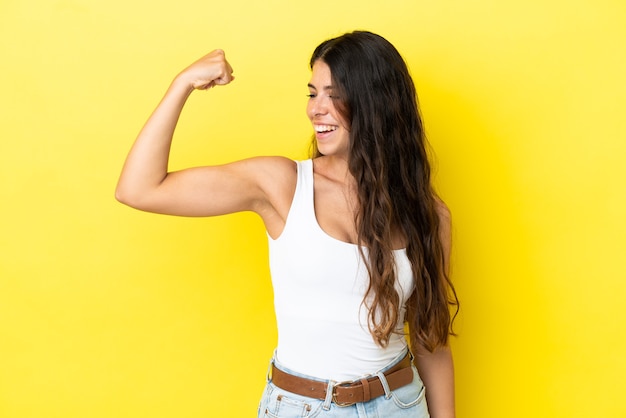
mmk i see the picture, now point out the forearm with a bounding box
[414,345,455,418]
[116,76,193,204]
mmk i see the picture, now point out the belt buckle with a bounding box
[332,381,356,407]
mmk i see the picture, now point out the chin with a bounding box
[316,145,336,156]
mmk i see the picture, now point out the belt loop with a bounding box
[375,371,392,399]
[359,378,371,402]
[323,380,335,411]
[266,351,276,383]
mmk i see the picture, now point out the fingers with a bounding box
[182,49,235,91]
[213,51,234,86]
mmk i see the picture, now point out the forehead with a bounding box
[309,60,333,89]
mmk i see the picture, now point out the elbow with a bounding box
[115,183,161,213]
[115,183,141,208]
[114,186,131,206]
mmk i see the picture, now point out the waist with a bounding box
[275,328,409,381]
[269,351,414,406]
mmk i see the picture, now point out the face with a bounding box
[307,60,350,158]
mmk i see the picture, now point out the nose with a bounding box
[307,96,329,119]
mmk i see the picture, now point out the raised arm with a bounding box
[115,50,294,222]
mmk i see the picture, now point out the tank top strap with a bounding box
[291,159,316,223]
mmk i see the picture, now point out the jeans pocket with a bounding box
[390,366,427,409]
[260,383,323,418]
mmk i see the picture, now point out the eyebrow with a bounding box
[307,83,334,91]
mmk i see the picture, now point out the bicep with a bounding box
[120,157,280,217]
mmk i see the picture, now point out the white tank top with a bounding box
[268,159,414,381]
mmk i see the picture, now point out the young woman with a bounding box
[116,31,458,418]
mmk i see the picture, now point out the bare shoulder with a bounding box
[245,156,297,178]
[244,156,297,196]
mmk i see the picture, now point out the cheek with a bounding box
[306,101,314,120]
[336,114,350,131]
[330,103,349,130]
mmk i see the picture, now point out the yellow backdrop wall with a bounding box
[1,1,625,417]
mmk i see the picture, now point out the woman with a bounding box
[116,31,458,418]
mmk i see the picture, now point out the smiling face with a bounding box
[306,60,350,159]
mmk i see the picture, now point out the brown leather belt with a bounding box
[270,353,414,406]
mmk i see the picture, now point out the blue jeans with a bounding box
[257,351,430,418]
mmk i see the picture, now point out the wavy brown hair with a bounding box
[310,31,458,352]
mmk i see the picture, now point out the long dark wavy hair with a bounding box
[310,31,458,352]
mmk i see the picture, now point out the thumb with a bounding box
[214,74,235,86]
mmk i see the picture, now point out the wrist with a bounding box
[170,73,196,96]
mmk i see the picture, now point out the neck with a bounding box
[317,155,355,185]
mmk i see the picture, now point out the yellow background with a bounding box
[1,0,625,417]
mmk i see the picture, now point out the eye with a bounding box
[307,93,316,98]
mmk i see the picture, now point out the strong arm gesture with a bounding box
[116,50,293,221]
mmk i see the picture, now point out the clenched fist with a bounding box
[177,49,235,91]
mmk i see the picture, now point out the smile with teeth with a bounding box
[314,124,338,133]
